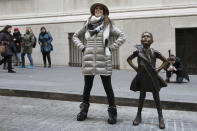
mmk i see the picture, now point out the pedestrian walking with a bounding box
[0,25,16,73]
[20,27,35,69]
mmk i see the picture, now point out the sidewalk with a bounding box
[0,96,197,131]
[0,66,196,111]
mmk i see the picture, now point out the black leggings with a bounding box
[83,75,115,107]
[42,52,51,66]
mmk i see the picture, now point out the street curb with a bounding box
[0,88,196,111]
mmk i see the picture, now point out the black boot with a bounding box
[7,56,15,73]
[133,92,146,126]
[3,62,7,70]
[77,103,89,121]
[8,70,16,73]
[107,106,117,124]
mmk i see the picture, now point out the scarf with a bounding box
[85,15,111,56]
[40,31,47,36]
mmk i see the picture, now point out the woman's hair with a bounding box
[1,25,12,33]
[104,15,112,27]
[40,26,46,31]
[26,27,32,32]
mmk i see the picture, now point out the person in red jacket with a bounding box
[13,27,22,66]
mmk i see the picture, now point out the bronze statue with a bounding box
[127,32,168,129]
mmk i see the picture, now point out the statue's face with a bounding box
[141,32,153,48]
[95,6,103,17]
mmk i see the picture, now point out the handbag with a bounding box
[42,43,51,53]
[0,44,6,54]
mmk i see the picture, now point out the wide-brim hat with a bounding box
[90,3,109,16]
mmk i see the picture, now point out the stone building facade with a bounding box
[0,0,197,73]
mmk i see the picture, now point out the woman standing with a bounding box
[0,25,16,73]
[13,27,22,66]
[73,3,126,124]
[38,27,53,68]
[20,27,35,69]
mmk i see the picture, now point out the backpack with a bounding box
[33,36,37,48]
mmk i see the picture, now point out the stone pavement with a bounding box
[0,66,197,111]
[0,96,196,131]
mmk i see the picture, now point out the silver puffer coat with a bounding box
[73,24,126,76]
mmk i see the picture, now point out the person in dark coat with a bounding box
[164,55,190,83]
[127,32,168,129]
[13,27,22,66]
[0,25,16,73]
[38,27,53,68]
